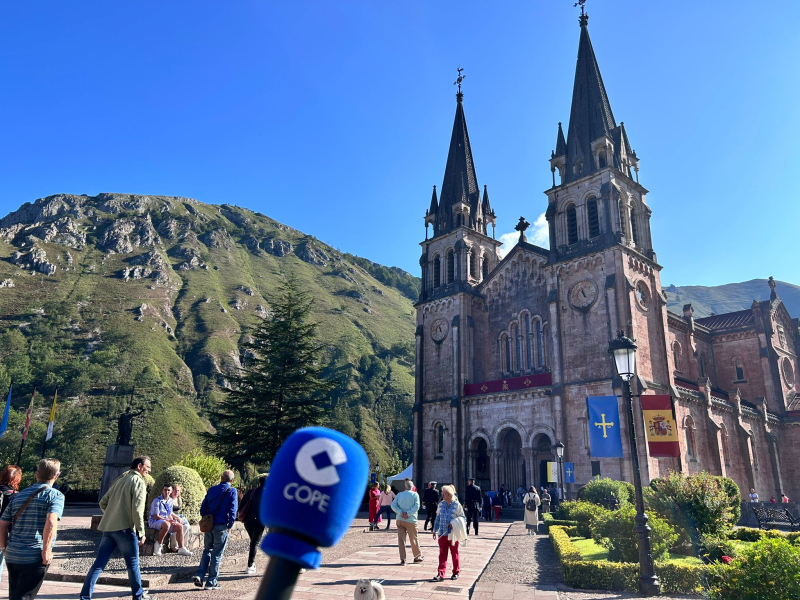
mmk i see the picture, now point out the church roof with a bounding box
[436,92,481,235]
[428,185,438,215]
[695,309,755,330]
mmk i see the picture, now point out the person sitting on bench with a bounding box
[149,483,191,556]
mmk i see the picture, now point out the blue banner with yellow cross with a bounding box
[587,396,624,458]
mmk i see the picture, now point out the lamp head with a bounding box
[608,330,637,381]
[554,441,565,459]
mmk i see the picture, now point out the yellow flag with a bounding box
[45,390,57,442]
[547,461,559,483]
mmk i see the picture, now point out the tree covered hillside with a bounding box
[0,193,417,488]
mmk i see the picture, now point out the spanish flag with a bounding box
[45,390,58,442]
[641,395,680,457]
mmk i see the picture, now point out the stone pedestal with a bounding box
[99,444,136,500]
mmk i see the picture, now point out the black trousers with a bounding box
[244,519,266,568]
[424,503,437,531]
[8,561,49,600]
[466,505,480,534]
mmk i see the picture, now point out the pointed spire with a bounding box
[564,11,617,183]
[481,185,492,215]
[436,85,480,235]
[555,122,567,157]
[429,185,438,215]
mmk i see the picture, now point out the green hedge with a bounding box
[549,525,706,594]
[542,512,578,528]
[729,527,800,543]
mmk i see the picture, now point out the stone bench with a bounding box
[90,515,248,556]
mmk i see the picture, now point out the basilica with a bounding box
[412,11,800,502]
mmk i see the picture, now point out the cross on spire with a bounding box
[574,0,588,26]
[454,67,465,95]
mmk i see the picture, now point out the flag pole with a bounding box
[17,387,36,465]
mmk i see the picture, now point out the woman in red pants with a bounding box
[431,485,465,582]
[368,482,382,530]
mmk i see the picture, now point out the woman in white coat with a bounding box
[522,486,541,536]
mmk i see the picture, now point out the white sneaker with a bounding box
[177,547,192,557]
[153,545,162,557]
[245,565,256,575]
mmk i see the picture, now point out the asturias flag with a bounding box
[0,384,11,438]
[641,395,680,457]
[587,396,624,458]
[45,390,58,442]
[564,462,575,483]
[21,389,36,441]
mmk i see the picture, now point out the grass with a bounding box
[570,536,704,565]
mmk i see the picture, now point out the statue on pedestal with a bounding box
[116,406,145,446]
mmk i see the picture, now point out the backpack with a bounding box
[0,489,16,518]
[525,495,538,512]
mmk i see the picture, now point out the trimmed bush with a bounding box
[147,465,206,524]
[550,525,705,594]
[646,471,740,553]
[592,504,677,562]
[578,477,635,507]
[554,500,612,538]
[729,527,800,543]
[698,533,738,563]
[176,449,231,489]
[542,512,578,528]
[706,537,800,600]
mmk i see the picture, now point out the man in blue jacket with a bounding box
[193,470,238,590]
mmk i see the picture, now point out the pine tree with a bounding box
[204,276,332,470]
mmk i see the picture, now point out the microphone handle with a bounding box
[255,556,302,600]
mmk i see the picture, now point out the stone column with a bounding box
[522,447,534,490]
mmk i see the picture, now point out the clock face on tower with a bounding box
[430,318,449,343]
[569,279,598,311]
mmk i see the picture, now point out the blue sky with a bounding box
[1,1,798,286]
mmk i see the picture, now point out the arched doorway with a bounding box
[534,433,555,491]
[499,428,524,493]
[470,438,490,492]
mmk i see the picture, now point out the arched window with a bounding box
[673,342,682,372]
[587,197,600,238]
[447,250,455,283]
[433,255,441,288]
[437,424,444,456]
[720,423,730,466]
[482,254,489,280]
[684,415,696,459]
[536,320,545,367]
[630,207,639,245]
[513,324,522,373]
[566,205,578,245]
[505,335,512,375]
[469,249,477,280]
[618,201,627,237]
[734,358,745,382]
[525,314,533,370]
[598,151,607,168]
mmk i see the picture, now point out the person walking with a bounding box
[522,486,541,536]
[0,465,22,585]
[373,484,396,530]
[240,474,267,575]
[367,483,381,531]
[482,491,491,522]
[491,491,502,521]
[193,470,238,590]
[423,482,439,531]
[390,479,423,565]
[431,484,464,582]
[464,477,481,535]
[80,456,153,600]
[0,459,64,600]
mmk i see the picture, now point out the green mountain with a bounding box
[0,193,418,489]
[665,279,800,319]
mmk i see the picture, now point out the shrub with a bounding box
[698,533,738,563]
[542,512,578,528]
[147,466,206,524]
[554,500,612,538]
[176,449,231,489]
[592,504,677,563]
[706,537,800,600]
[646,471,739,552]
[578,477,634,507]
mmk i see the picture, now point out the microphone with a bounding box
[255,427,368,600]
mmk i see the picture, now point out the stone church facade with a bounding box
[412,12,800,502]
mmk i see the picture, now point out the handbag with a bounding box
[199,490,229,533]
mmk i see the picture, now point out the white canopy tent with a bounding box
[386,464,413,484]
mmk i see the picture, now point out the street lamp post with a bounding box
[608,331,660,596]
[554,441,565,507]
[376,463,381,488]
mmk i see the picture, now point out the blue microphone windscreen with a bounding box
[261,427,368,550]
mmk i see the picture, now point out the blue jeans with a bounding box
[373,505,393,527]
[80,528,143,600]
[194,524,229,586]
